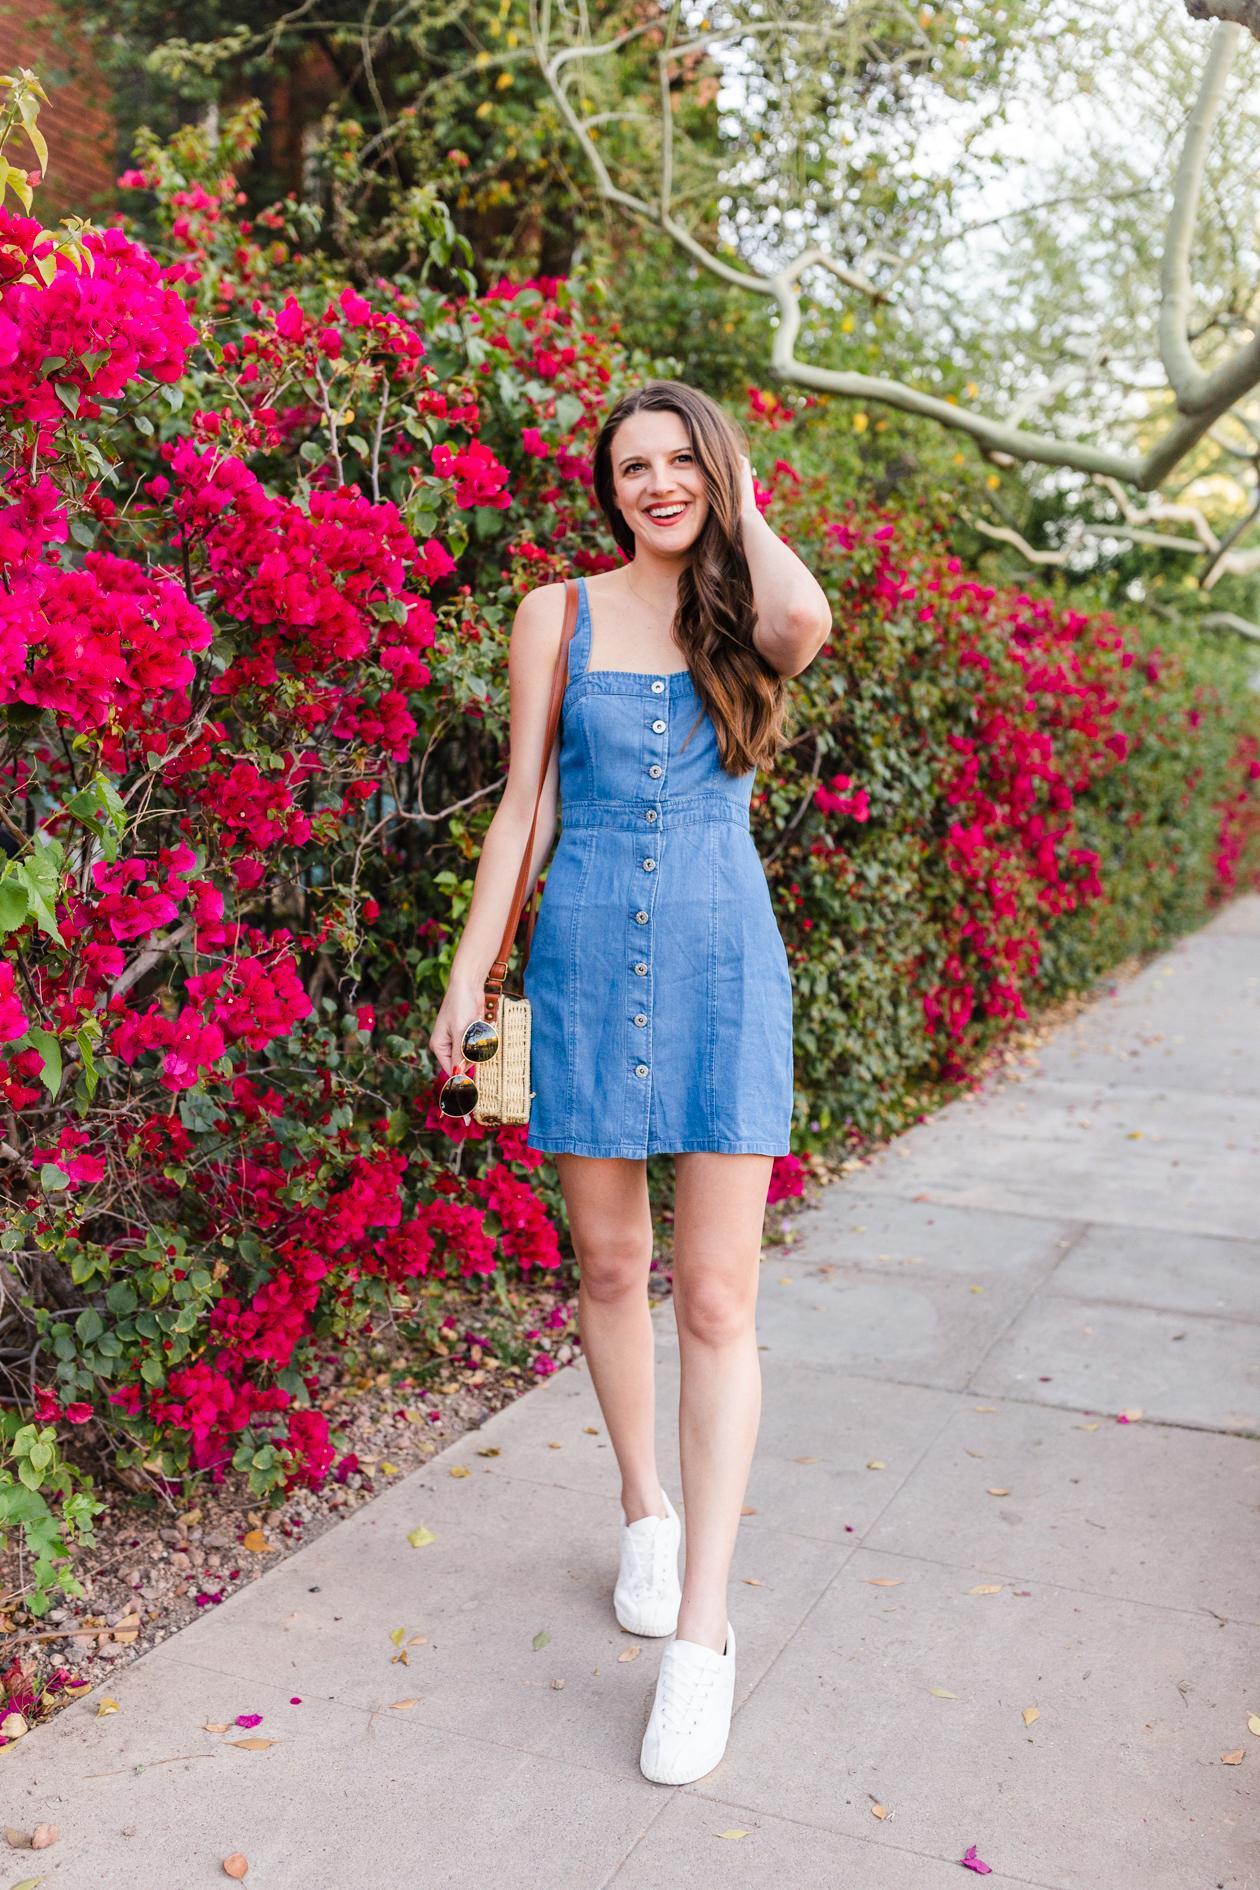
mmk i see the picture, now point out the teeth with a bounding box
[647,504,686,519]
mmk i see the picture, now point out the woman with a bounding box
[429,379,832,1784]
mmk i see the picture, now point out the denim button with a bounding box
[635,909,649,923]
[645,809,658,822]
[652,718,666,733]
[648,764,663,778]
[633,1013,647,1027]
[650,679,665,692]
[633,961,647,974]
[635,1062,649,1077]
[643,858,656,871]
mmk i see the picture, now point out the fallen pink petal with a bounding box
[961,1844,992,1874]
[235,1713,263,1728]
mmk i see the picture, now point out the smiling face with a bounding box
[609,406,710,558]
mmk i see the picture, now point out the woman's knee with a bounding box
[674,1270,756,1345]
[577,1239,650,1302]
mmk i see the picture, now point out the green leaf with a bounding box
[27,1026,61,1098]
[406,1524,436,1548]
[39,1162,68,1193]
[0,878,28,934]
[75,1307,104,1344]
[53,380,81,416]
[531,1628,551,1651]
[17,843,65,946]
[553,393,583,433]
[76,1023,98,1101]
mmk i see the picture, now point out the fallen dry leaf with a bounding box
[973,1405,996,1413]
[1221,1749,1245,1765]
[9,1878,43,1890]
[865,1577,905,1588]
[742,1577,764,1587]
[241,1530,273,1555]
[866,1460,886,1470]
[985,1487,1011,1497]
[406,1525,436,1548]
[1118,1407,1144,1422]
[740,1505,758,1516]
[929,1687,957,1699]
[448,1466,471,1479]
[222,1854,249,1879]
[1022,1706,1040,1727]
[94,1699,120,1719]
[871,1803,890,1820]
[617,1647,641,1663]
[551,1678,566,1690]
[408,1635,427,1647]
[964,1448,984,1459]
[1248,1713,1260,1736]
[29,1830,58,1852]
[476,1446,501,1457]
[380,1462,400,1475]
[793,1455,817,1464]
[583,1426,600,1435]
[4,1829,32,1849]
[228,1738,275,1751]
[203,1722,231,1734]
[715,1829,749,1840]
[532,1629,551,1652]
[1076,1422,1100,1432]
[969,1585,1003,1596]
[390,1700,419,1712]
[0,1712,28,1740]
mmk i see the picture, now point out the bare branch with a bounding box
[1184,0,1260,42]
[534,7,1260,496]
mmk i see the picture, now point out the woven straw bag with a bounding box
[472,578,579,1126]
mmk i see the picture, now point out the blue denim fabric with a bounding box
[522,576,795,1158]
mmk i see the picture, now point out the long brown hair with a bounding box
[591,380,791,776]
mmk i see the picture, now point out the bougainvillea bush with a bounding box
[2,97,1257,1614]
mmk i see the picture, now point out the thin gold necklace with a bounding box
[624,566,679,622]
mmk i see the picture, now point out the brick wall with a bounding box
[0,8,117,218]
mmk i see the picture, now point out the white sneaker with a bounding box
[613,1487,682,1637]
[639,1618,736,1785]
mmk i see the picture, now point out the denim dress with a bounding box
[522,576,794,1158]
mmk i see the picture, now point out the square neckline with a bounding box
[573,574,694,683]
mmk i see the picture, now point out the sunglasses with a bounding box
[438,1017,501,1117]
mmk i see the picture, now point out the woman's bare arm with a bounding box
[445,581,566,993]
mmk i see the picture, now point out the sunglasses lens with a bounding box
[440,1072,478,1116]
[462,1019,500,1063]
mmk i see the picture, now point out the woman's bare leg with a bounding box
[669,1151,771,1654]
[555,1153,665,1523]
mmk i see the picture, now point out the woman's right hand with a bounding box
[429,975,489,1078]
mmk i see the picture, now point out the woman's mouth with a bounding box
[643,502,690,525]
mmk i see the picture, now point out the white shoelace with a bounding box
[623,1512,673,1596]
[655,1651,719,1736]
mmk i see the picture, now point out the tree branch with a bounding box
[1184,0,1260,42]
[535,6,1260,496]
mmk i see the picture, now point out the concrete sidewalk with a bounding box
[5,899,1258,1890]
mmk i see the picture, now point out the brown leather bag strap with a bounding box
[484,577,578,1011]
